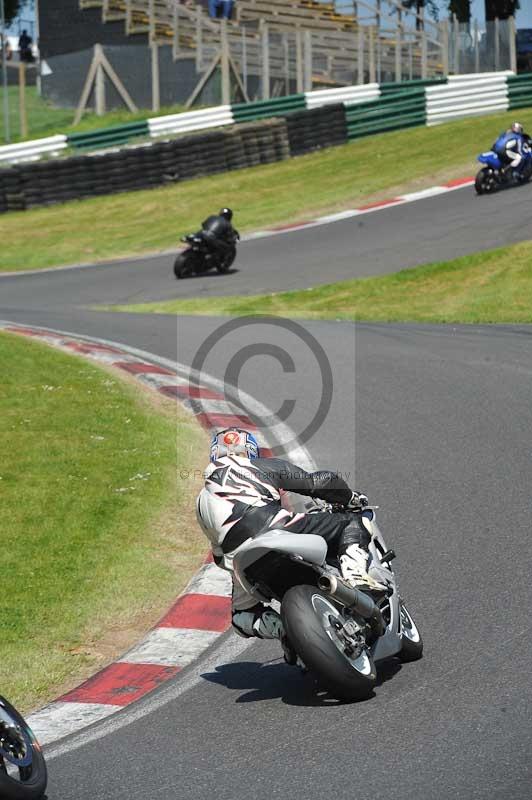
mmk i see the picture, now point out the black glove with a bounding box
[346,491,369,510]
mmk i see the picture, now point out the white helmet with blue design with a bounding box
[210,428,260,462]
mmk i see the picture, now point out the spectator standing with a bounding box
[208,0,223,17]
[222,0,234,19]
[18,30,33,63]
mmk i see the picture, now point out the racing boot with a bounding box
[339,544,387,594]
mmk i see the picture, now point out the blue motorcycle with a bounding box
[475,147,532,194]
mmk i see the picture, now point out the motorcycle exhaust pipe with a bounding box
[317,573,385,636]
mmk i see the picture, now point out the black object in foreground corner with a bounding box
[0,695,47,800]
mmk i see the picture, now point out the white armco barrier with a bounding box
[426,73,510,125]
[305,84,380,109]
[0,135,68,165]
[148,106,235,137]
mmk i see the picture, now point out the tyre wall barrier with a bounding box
[284,104,348,155]
[0,71,529,213]
[0,118,291,213]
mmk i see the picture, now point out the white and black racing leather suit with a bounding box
[196,455,368,638]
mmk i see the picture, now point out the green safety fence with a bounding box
[507,73,532,111]
[345,87,426,140]
[67,120,150,150]
[232,94,307,123]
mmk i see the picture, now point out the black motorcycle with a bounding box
[0,696,47,799]
[173,231,237,279]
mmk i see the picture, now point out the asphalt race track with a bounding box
[2,183,532,799]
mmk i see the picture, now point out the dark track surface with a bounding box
[2,180,531,304]
[2,185,532,800]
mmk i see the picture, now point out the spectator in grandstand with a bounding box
[208,0,233,18]
[221,0,234,18]
[208,0,222,17]
[18,30,34,63]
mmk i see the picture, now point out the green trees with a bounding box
[484,0,519,21]
[4,1,25,26]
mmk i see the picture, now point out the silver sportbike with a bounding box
[232,504,423,700]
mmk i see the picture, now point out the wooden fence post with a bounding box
[19,61,28,138]
[260,20,270,100]
[304,29,312,92]
[151,42,160,112]
[509,15,517,74]
[221,18,231,105]
[357,25,364,85]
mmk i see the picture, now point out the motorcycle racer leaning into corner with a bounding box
[199,207,240,262]
[492,121,531,176]
[196,428,387,660]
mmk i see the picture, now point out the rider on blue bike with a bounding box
[492,122,531,176]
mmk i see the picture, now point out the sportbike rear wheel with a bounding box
[0,697,47,799]
[475,167,497,195]
[282,585,376,700]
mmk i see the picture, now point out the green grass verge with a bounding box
[111,240,532,324]
[1,331,207,712]
[0,86,186,143]
[2,107,532,272]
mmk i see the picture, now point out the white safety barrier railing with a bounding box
[426,73,511,126]
[0,72,521,166]
[0,135,69,166]
[147,106,235,137]
[304,84,380,109]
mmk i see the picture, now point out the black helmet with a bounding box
[219,207,233,221]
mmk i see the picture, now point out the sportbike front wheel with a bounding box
[173,250,196,279]
[282,585,376,700]
[216,245,236,274]
[398,600,423,662]
[0,697,47,799]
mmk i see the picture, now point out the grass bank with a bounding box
[111,240,532,324]
[1,331,207,712]
[1,107,532,272]
[0,86,186,143]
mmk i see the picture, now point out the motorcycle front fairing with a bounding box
[361,510,403,661]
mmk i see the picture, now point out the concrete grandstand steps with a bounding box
[80,0,438,92]
[103,0,127,22]
[236,0,356,33]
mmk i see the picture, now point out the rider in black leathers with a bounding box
[200,207,239,264]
